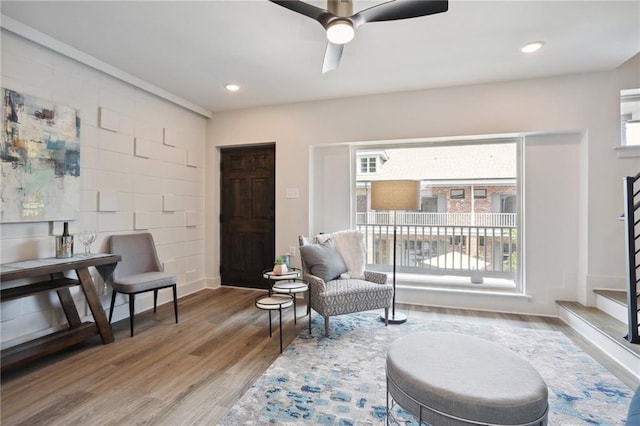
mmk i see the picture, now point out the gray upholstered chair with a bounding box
[109,233,178,336]
[299,231,393,336]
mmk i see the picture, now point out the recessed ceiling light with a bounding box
[225,83,240,92]
[521,42,544,53]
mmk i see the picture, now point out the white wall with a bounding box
[0,31,208,345]
[207,54,640,316]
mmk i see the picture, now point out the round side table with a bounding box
[262,268,301,282]
[263,268,311,333]
[271,280,311,333]
[255,294,294,353]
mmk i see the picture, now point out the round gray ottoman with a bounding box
[386,332,549,426]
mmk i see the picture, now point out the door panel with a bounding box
[220,145,275,288]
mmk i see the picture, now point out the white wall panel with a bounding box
[162,194,177,212]
[0,31,207,345]
[163,128,177,147]
[186,150,201,168]
[98,191,118,212]
[134,211,150,230]
[134,137,154,159]
[80,190,98,212]
[186,211,200,227]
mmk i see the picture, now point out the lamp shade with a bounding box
[370,180,420,211]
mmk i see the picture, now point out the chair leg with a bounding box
[129,294,135,337]
[325,316,330,337]
[109,290,117,323]
[153,289,158,313]
[172,284,178,323]
[384,308,389,326]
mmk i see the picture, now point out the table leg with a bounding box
[293,294,297,324]
[279,305,283,353]
[55,288,82,327]
[50,272,82,327]
[76,267,114,344]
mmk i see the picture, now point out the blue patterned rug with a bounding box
[218,312,633,425]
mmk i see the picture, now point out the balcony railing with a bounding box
[356,212,518,280]
[356,212,516,228]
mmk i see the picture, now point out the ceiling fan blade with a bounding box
[353,0,448,25]
[268,0,332,23]
[322,42,344,74]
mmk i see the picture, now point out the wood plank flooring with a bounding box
[1,287,638,425]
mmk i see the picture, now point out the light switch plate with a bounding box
[286,188,299,199]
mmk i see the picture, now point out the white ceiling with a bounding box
[1,1,639,115]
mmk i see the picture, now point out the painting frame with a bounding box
[1,88,81,223]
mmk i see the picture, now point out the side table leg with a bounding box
[293,293,297,324]
[278,305,283,353]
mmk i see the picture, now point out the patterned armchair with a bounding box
[298,231,393,336]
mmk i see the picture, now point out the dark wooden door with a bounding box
[220,144,275,288]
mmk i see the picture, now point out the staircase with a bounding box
[557,292,640,381]
[556,173,640,382]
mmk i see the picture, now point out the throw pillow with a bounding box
[299,239,348,282]
[316,230,366,279]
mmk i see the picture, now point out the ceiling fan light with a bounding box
[326,20,354,45]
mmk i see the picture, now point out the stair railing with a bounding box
[623,172,640,344]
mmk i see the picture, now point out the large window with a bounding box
[355,139,521,290]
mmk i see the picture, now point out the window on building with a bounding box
[501,195,517,213]
[421,196,438,212]
[450,189,465,199]
[473,188,487,199]
[360,156,377,174]
[354,139,521,291]
[621,89,640,147]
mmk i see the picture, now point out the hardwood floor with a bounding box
[1,287,637,425]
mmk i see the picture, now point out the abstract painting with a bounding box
[1,88,81,223]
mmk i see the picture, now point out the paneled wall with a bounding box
[0,31,208,345]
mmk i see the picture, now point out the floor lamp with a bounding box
[370,180,421,324]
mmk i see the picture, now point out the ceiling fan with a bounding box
[268,0,448,73]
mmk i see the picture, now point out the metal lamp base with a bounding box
[380,311,407,324]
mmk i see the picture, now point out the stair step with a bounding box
[594,289,628,307]
[557,300,640,381]
[594,289,634,325]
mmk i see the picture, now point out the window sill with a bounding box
[614,145,640,158]
[394,272,530,298]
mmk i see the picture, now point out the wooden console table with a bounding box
[0,253,121,371]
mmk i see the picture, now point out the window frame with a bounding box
[352,137,524,294]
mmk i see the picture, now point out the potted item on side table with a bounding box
[273,256,288,275]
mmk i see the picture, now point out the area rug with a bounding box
[218,312,633,425]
